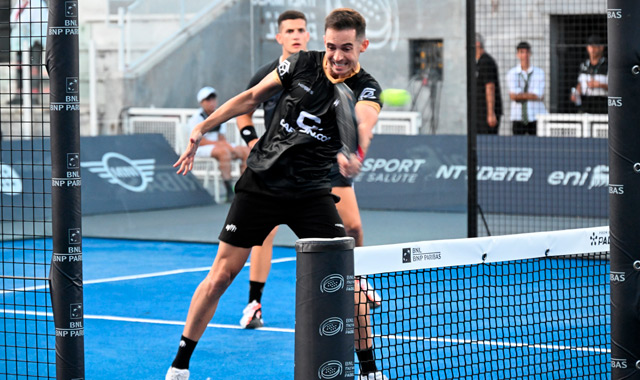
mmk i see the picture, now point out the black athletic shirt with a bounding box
[236,50,382,198]
[246,58,281,128]
[476,52,503,120]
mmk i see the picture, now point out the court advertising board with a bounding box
[0,134,214,218]
[354,135,608,218]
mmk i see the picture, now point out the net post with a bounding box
[46,1,85,379]
[608,1,640,378]
[466,0,478,238]
[295,237,355,380]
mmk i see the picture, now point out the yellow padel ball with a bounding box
[380,88,411,107]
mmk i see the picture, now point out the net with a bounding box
[353,227,610,379]
[1,1,54,379]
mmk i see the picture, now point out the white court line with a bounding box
[0,308,609,354]
[0,256,297,295]
[0,308,294,333]
[376,334,610,354]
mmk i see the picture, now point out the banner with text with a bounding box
[0,135,213,218]
[354,135,608,218]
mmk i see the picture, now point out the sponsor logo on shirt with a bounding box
[359,87,377,101]
[278,60,290,77]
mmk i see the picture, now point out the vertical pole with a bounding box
[21,42,31,136]
[295,237,355,380]
[89,38,98,136]
[608,1,640,378]
[46,1,84,379]
[466,0,478,237]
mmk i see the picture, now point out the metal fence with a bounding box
[469,0,609,236]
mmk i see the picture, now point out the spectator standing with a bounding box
[507,41,546,135]
[475,33,503,135]
[571,34,608,114]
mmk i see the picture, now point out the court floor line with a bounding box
[0,308,295,333]
[377,333,610,354]
[84,256,297,285]
[0,256,297,295]
[1,308,610,354]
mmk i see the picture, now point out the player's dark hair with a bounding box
[277,10,306,28]
[325,8,366,40]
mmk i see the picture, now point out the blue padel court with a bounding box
[2,236,610,379]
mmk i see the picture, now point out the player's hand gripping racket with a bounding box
[334,82,362,178]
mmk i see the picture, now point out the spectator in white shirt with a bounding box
[185,87,249,202]
[506,41,547,135]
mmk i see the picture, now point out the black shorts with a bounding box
[218,191,346,248]
[329,163,354,187]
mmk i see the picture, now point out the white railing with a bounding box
[122,107,422,201]
[537,113,608,138]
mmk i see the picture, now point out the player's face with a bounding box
[276,19,309,56]
[324,28,369,79]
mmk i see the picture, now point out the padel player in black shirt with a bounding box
[166,8,383,380]
[236,50,381,200]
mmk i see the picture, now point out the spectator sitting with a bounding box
[185,87,249,202]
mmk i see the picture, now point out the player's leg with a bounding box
[331,186,363,245]
[183,242,251,339]
[331,185,386,380]
[167,242,251,380]
[241,226,279,329]
[167,192,279,379]
[333,186,381,307]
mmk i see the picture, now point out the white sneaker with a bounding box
[359,372,388,380]
[166,367,189,380]
[359,277,382,309]
[239,300,264,328]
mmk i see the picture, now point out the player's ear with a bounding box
[360,39,369,53]
[275,31,283,45]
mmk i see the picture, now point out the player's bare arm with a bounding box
[174,73,283,175]
[355,102,379,156]
[338,102,379,178]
